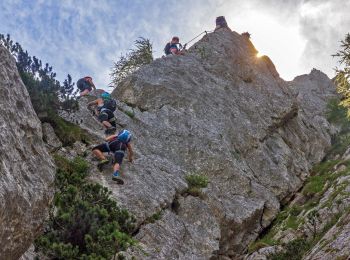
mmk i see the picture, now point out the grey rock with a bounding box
[18,245,35,260]
[124,196,220,260]
[278,229,299,244]
[244,245,283,260]
[0,45,55,259]
[19,244,48,260]
[246,143,350,259]
[42,122,62,152]
[63,29,336,258]
[304,213,350,260]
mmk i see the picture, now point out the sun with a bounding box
[256,52,264,58]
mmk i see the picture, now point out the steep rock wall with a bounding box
[0,46,55,260]
[62,29,336,259]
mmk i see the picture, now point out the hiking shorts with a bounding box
[77,78,92,92]
[92,143,125,165]
[98,110,116,127]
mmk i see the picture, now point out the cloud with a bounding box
[1,0,350,88]
[298,0,350,77]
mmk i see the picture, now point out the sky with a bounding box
[1,0,350,90]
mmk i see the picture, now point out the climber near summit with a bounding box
[92,129,134,184]
[87,92,117,135]
[214,16,229,31]
[77,76,96,96]
[164,36,186,55]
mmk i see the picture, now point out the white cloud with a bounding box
[1,0,350,88]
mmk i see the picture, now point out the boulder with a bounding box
[42,122,62,152]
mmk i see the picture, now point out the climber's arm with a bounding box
[105,134,117,142]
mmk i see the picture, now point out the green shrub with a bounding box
[111,37,153,87]
[333,34,350,118]
[35,156,135,259]
[43,111,90,146]
[326,98,349,126]
[285,215,299,230]
[185,174,208,197]
[145,211,162,224]
[124,109,135,119]
[289,205,302,217]
[185,174,208,189]
[0,34,78,116]
[275,210,289,225]
[302,175,327,196]
[326,99,350,158]
[311,160,340,176]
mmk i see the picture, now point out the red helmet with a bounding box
[84,76,92,80]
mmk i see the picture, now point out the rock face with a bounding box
[0,45,55,260]
[245,145,350,260]
[61,28,336,259]
[42,123,62,152]
[304,212,350,260]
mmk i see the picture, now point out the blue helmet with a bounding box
[101,92,111,100]
[117,130,132,143]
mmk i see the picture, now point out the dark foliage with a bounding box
[333,33,350,117]
[0,33,78,116]
[35,156,135,259]
[111,37,153,87]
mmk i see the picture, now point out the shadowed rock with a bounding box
[0,45,55,260]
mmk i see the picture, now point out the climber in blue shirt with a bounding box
[92,130,134,183]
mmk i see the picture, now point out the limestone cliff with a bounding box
[0,46,55,259]
[59,28,337,259]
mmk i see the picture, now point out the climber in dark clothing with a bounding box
[77,76,96,96]
[87,92,117,134]
[164,36,185,55]
[92,130,133,181]
[215,16,229,31]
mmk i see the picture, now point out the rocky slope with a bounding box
[59,28,337,259]
[245,146,350,260]
[244,100,350,260]
[0,46,55,259]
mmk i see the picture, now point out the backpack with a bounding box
[103,98,117,112]
[164,42,171,55]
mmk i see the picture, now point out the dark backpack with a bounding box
[164,42,171,55]
[103,98,117,112]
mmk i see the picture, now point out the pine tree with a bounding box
[0,33,78,115]
[35,156,135,259]
[111,37,153,87]
[334,33,350,116]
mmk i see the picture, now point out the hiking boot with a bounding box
[104,127,116,135]
[112,171,124,184]
[112,171,120,178]
[97,159,109,171]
